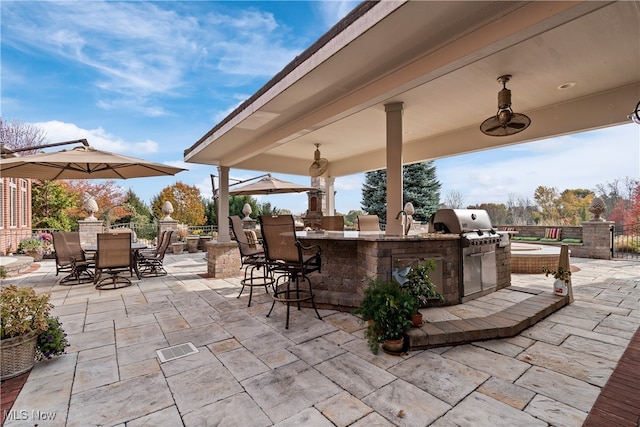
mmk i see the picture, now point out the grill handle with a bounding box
[469,251,495,257]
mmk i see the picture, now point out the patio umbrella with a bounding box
[0,145,186,180]
[229,175,315,195]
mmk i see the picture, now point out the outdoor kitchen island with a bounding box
[297,229,511,312]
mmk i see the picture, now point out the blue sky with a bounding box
[2,1,639,215]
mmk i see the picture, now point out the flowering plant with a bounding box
[39,233,54,255]
[0,285,53,339]
[542,265,571,281]
[17,237,45,256]
[176,224,189,241]
[36,317,69,360]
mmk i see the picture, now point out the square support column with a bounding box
[206,241,241,278]
[385,102,404,236]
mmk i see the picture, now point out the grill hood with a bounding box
[431,209,494,234]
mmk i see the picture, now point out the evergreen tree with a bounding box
[119,189,155,240]
[257,201,281,217]
[203,199,217,226]
[361,170,388,220]
[120,189,153,223]
[229,195,259,218]
[403,162,441,222]
[361,161,441,222]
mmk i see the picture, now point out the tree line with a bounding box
[4,118,639,230]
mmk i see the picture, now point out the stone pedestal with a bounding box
[78,220,104,248]
[206,241,242,278]
[581,220,614,259]
[241,218,258,230]
[159,219,179,244]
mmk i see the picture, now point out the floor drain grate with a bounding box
[156,342,199,363]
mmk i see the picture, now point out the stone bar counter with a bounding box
[297,231,511,312]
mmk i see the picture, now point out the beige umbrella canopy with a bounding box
[0,145,186,180]
[229,175,314,196]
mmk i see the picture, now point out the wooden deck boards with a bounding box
[583,326,640,426]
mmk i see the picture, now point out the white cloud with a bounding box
[32,120,160,155]
[3,1,308,115]
[437,124,639,206]
[315,1,361,28]
[335,174,363,191]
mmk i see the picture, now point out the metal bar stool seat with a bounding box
[229,216,274,307]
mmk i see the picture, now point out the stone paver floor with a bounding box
[1,253,638,426]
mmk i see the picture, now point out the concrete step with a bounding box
[0,255,36,277]
[407,291,570,350]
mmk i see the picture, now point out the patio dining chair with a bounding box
[357,214,381,231]
[94,232,133,289]
[136,230,173,277]
[229,215,274,307]
[321,215,344,231]
[52,231,95,285]
[259,214,322,329]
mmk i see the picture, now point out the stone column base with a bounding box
[206,241,242,278]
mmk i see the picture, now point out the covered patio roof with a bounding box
[185,1,639,176]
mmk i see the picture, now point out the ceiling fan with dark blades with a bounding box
[308,143,329,177]
[480,75,531,137]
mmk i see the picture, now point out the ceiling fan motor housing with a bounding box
[497,87,512,110]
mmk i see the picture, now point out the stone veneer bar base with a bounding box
[407,287,569,350]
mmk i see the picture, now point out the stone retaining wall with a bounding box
[497,221,614,259]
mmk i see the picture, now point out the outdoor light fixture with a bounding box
[627,100,640,125]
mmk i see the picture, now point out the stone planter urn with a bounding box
[186,236,200,253]
[198,236,212,251]
[26,251,44,262]
[171,242,184,254]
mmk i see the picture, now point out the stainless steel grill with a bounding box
[430,209,499,300]
[431,209,502,247]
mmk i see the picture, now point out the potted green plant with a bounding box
[352,278,392,325]
[542,265,571,296]
[398,261,444,326]
[0,285,53,379]
[18,237,46,261]
[354,279,415,354]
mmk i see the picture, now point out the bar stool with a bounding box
[259,214,322,329]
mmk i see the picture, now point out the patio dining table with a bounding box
[85,242,148,280]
